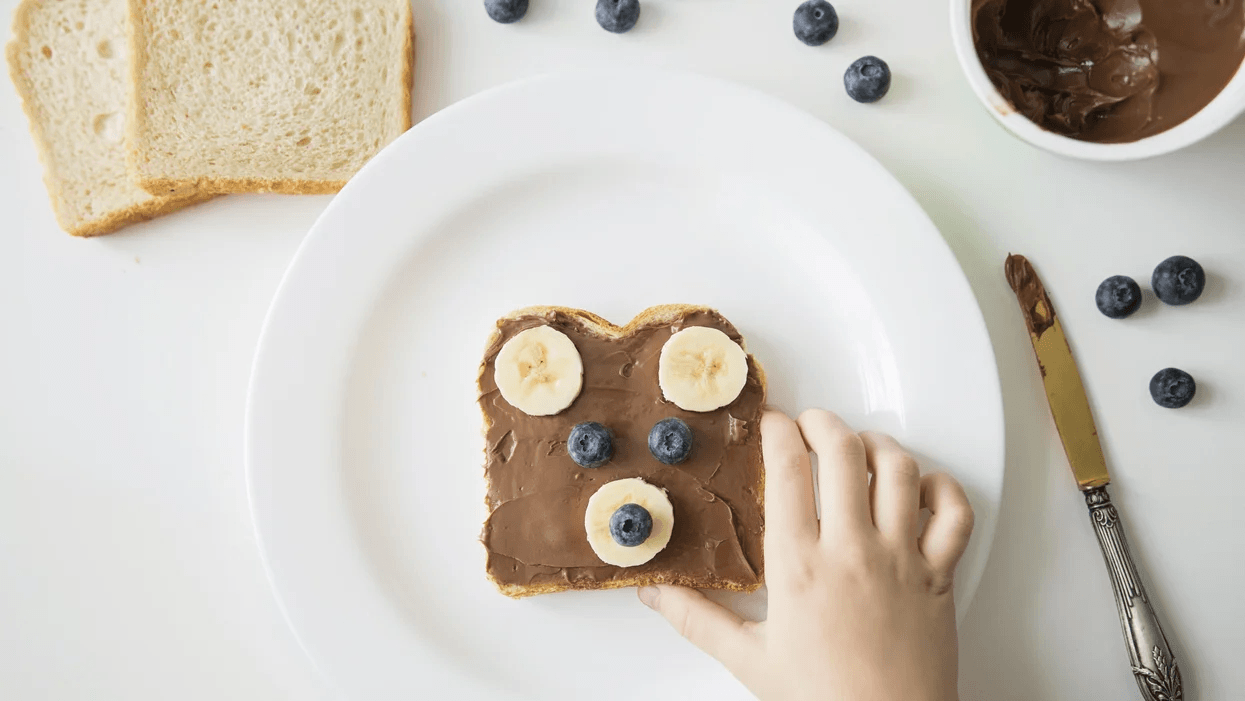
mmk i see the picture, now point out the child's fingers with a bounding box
[918,472,975,579]
[761,410,820,553]
[638,585,761,683]
[860,431,921,546]
[795,409,870,534]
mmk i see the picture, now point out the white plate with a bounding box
[246,71,1004,700]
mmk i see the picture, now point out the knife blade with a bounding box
[1004,253,1110,489]
[1005,253,1182,701]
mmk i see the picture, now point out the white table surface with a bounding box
[2,1,1243,699]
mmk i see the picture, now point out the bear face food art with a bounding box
[478,305,766,597]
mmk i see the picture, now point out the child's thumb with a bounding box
[637,585,761,681]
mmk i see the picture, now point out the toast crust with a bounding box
[124,0,415,197]
[479,305,767,599]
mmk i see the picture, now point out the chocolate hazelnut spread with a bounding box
[478,309,764,591]
[1005,254,1057,337]
[972,0,1245,142]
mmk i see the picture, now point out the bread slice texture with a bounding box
[126,0,413,196]
[479,305,767,598]
[6,0,209,237]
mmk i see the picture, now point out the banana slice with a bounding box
[658,326,749,412]
[494,325,584,416]
[584,478,674,567]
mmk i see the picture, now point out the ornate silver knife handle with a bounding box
[1085,486,1182,701]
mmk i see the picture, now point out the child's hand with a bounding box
[638,409,974,701]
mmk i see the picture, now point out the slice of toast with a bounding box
[6,0,209,237]
[478,305,767,598]
[125,0,413,196]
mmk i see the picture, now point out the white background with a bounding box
[2,1,1242,699]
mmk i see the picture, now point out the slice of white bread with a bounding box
[6,0,209,237]
[126,0,413,196]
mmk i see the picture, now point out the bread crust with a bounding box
[62,193,210,237]
[124,0,415,197]
[479,305,767,599]
[6,0,211,237]
[137,176,347,197]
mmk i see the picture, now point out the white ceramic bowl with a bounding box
[950,0,1245,161]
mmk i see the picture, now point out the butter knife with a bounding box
[1005,254,1182,701]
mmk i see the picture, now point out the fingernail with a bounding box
[638,586,660,609]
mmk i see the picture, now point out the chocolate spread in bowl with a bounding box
[972,0,1245,143]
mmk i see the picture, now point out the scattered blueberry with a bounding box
[1095,275,1142,319]
[1152,256,1205,306]
[484,0,528,24]
[793,1,839,46]
[648,417,693,465]
[1150,368,1196,409]
[568,422,613,468]
[844,56,891,103]
[609,503,653,547]
[596,0,640,33]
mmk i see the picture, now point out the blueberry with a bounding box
[568,422,613,468]
[1150,368,1196,409]
[1095,275,1142,319]
[648,417,692,465]
[793,1,839,46]
[609,503,653,547]
[596,0,640,33]
[844,56,891,103]
[484,0,528,23]
[1152,255,1205,306]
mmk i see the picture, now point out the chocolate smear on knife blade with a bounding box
[1005,254,1057,337]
